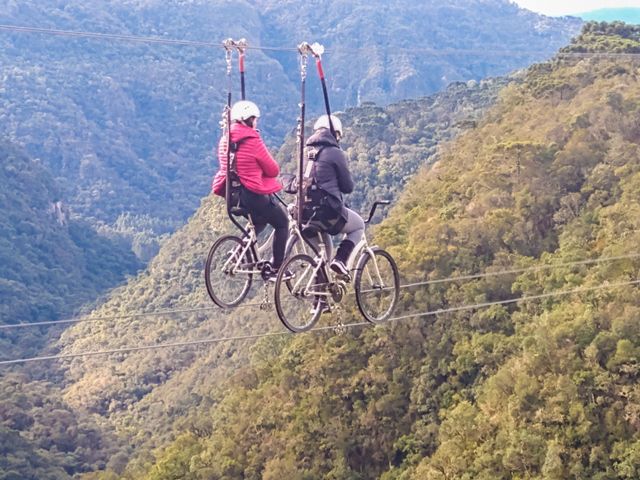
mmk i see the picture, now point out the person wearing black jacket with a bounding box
[304,114,365,277]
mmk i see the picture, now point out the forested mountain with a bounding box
[256,0,581,106]
[54,22,639,478]
[0,0,298,257]
[276,78,509,211]
[0,142,139,479]
[0,0,581,253]
[5,12,639,480]
[1,21,635,479]
[0,66,507,478]
[9,80,500,476]
[0,372,122,479]
[0,142,140,356]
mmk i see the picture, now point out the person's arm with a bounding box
[333,149,354,193]
[252,136,280,177]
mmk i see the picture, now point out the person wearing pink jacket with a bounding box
[212,101,288,278]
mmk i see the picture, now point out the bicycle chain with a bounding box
[332,304,347,335]
[260,283,272,311]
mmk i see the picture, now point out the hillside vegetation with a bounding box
[0,142,139,353]
[6,20,640,480]
[0,143,140,479]
[126,23,640,479]
[0,73,504,478]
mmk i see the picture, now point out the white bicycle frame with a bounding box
[294,231,386,300]
[224,207,307,276]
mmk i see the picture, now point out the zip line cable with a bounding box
[1,252,637,331]
[388,279,640,323]
[0,24,297,51]
[398,252,640,289]
[0,301,264,330]
[1,24,640,58]
[1,278,638,366]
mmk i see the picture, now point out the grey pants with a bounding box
[308,207,365,260]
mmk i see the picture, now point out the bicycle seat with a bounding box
[230,205,250,217]
[301,225,323,237]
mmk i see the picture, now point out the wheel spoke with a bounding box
[274,254,323,332]
[205,235,253,308]
[355,249,399,323]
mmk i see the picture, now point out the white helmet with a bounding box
[314,114,343,137]
[230,100,260,122]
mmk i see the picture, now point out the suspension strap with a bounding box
[235,38,247,100]
[297,43,310,230]
[223,37,234,205]
[222,38,247,236]
[309,42,336,140]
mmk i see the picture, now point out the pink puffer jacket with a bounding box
[212,123,282,196]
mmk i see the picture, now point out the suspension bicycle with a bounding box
[273,200,400,333]
[204,195,306,308]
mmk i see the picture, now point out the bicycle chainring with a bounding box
[260,262,274,281]
[329,280,347,303]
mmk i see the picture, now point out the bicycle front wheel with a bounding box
[354,248,399,323]
[274,253,322,333]
[205,235,253,308]
[284,233,301,257]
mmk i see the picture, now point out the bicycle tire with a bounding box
[205,235,254,308]
[354,248,399,323]
[274,253,323,333]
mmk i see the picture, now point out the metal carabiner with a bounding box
[219,104,230,130]
[298,42,310,81]
[235,38,248,55]
[309,42,325,59]
[223,38,234,76]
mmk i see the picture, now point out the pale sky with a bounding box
[513,0,640,16]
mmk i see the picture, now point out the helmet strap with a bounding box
[241,117,256,128]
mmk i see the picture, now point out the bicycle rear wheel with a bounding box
[274,253,323,333]
[354,248,399,323]
[205,235,254,308]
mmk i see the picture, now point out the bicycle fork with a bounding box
[362,247,386,289]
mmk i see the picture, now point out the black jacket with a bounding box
[305,128,354,213]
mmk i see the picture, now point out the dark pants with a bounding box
[240,189,288,270]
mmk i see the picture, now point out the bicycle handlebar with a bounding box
[365,200,391,224]
[288,200,392,226]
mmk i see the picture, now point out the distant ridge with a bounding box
[575,7,640,24]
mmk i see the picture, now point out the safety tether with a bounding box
[296,42,310,229]
[308,42,337,139]
[221,38,249,235]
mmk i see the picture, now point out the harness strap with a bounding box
[228,136,250,176]
[302,146,345,234]
[304,145,325,179]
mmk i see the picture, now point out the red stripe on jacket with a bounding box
[212,123,282,196]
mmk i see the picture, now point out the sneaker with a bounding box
[330,259,349,276]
